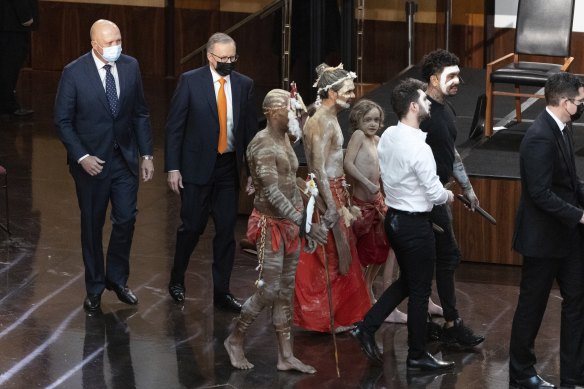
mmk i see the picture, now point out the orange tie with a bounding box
[217,77,228,154]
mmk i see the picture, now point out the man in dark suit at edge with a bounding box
[509,72,584,389]
[165,32,258,312]
[54,19,154,312]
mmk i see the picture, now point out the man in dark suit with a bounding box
[0,0,37,116]
[510,72,584,389]
[165,32,257,312]
[55,19,154,312]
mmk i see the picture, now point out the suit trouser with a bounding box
[171,152,238,296]
[430,204,460,322]
[0,31,30,113]
[72,150,138,294]
[509,251,584,382]
[361,210,435,359]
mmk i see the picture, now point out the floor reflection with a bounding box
[0,70,562,388]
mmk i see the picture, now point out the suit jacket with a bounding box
[0,0,38,31]
[164,66,257,186]
[54,52,152,179]
[513,110,584,258]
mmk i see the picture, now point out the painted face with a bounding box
[417,90,431,121]
[439,65,460,96]
[334,79,356,109]
[359,108,381,136]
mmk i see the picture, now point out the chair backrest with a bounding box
[515,0,575,57]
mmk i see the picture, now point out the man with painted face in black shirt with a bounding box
[419,49,484,348]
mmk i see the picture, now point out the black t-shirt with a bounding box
[420,96,457,184]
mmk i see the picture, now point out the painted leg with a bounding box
[225,308,256,369]
[275,325,316,374]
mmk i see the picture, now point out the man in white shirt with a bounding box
[351,78,455,372]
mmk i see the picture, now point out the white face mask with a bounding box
[100,44,122,63]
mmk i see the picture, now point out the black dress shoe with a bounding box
[83,294,101,312]
[213,293,242,312]
[168,283,185,303]
[107,283,138,305]
[406,352,455,372]
[350,323,383,365]
[509,375,556,389]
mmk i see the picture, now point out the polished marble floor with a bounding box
[0,70,565,389]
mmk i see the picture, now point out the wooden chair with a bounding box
[484,0,575,137]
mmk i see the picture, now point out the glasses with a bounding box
[568,98,584,106]
[209,52,239,63]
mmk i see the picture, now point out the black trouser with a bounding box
[509,251,584,383]
[430,203,460,322]
[361,210,435,359]
[0,31,30,113]
[72,150,138,294]
[171,152,239,296]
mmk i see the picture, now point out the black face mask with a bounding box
[571,103,584,122]
[215,62,236,77]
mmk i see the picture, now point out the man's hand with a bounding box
[463,187,479,211]
[80,156,105,176]
[245,175,255,195]
[307,222,328,246]
[140,159,154,182]
[322,208,339,229]
[446,190,455,204]
[167,171,183,194]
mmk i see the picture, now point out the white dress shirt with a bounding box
[546,107,567,132]
[210,66,235,153]
[91,50,120,98]
[377,121,449,212]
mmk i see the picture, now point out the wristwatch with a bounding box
[141,155,154,160]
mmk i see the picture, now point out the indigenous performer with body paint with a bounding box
[293,63,371,333]
[224,89,327,373]
[419,49,484,347]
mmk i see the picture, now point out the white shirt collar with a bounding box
[546,107,566,131]
[397,120,427,141]
[209,65,230,83]
[91,49,116,70]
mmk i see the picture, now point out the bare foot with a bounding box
[384,309,407,324]
[428,299,443,317]
[224,335,254,369]
[277,356,317,374]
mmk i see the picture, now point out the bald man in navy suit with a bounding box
[165,32,257,311]
[55,19,154,312]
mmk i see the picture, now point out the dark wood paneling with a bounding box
[452,177,522,265]
[33,2,165,76]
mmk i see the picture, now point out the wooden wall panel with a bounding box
[452,177,522,265]
[33,2,165,76]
